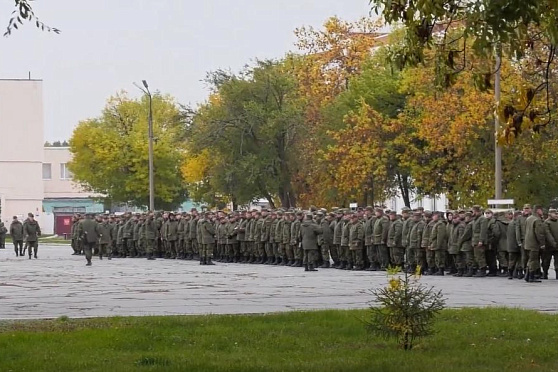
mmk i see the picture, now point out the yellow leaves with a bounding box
[181,149,213,183]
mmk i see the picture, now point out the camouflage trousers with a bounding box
[473,244,487,269]
[366,245,377,266]
[339,245,349,262]
[435,250,446,269]
[201,243,215,259]
[257,242,266,258]
[413,247,427,270]
[177,238,184,258]
[98,243,111,258]
[389,246,405,267]
[226,243,240,258]
[542,249,558,272]
[145,239,156,256]
[303,249,319,265]
[526,249,541,271]
[497,249,509,269]
[508,251,522,270]
[486,247,498,271]
[167,240,178,258]
[276,243,285,259]
[375,244,390,268]
[286,244,295,260]
[320,243,331,263]
[405,246,415,267]
[82,241,95,261]
[265,242,274,259]
[350,249,364,267]
[295,244,303,260]
[330,244,340,263]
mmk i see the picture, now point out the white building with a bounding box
[0,79,45,225]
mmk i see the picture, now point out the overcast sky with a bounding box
[0,0,372,141]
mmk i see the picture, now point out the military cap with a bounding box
[485,209,493,214]
[375,206,383,212]
[446,210,454,216]
[365,205,374,211]
[413,211,422,216]
[417,206,425,211]
[401,206,411,212]
[296,211,304,216]
[328,212,336,218]
[523,204,532,209]
[423,210,433,216]
[277,210,284,215]
[316,211,324,216]
[389,210,397,216]
[433,211,444,216]
[472,205,482,211]
[457,209,465,214]
[465,211,473,217]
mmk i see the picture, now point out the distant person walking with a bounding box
[9,216,24,256]
[23,213,41,259]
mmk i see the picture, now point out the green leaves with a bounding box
[69,93,188,209]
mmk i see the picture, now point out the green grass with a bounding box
[0,309,557,371]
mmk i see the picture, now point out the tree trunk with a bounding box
[397,173,411,208]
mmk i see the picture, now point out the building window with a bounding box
[42,163,52,180]
[60,163,73,180]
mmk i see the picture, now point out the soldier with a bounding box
[131,214,141,258]
[200,212,216,265]
[145,212,157,260]
[373,207,390,270]
[78,213,99,266]
[98,215,112,260]
[122,213,134,258]
[176,213,186,259]
[458,211,475,277]
[387,210,404,268]
[237,211,249,263]
[364,206,376,270]
[445,211,455,272]
[516,204,531,274]
[217,216,228,262]
[524,205,545,283]
[543,208,558,280]
[300,213,323,271]
[227,214,240,262]
[274,211,285,265]
[471,205,488,277]
[269,211,279,265]
[138,215,146,258]
[69,215,79,255]
[485,209,500,276]
[340,212,351,270]
[401,207,414,273]
[0,221,6,248]
[109,215,118,258]
[290,212,303,267]
[428,211,447,276]
[282,212,293,265]
[188,209,199,260]
[507,211,522,279]
[348,213,365,270]
[319,212,334,268]
[262,211,273,264]
[9,216,24,257]
[247,210,258,263]
[409,211,425,274]
[116,217,124,258]
[332,210,344,268]
[448,212,464,276]
[494,211,510,276]
[23,213,41,259]
[421,211,435,275]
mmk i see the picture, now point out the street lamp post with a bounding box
[134,80,155,211]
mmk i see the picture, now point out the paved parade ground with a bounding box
[0,245,556,320]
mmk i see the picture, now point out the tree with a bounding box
[184,60,305,208]
[369,0,558,139]
[289,16,382,206]
[69,92,188,210]
[4,0,59,36]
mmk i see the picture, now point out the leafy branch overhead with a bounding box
[370,0,558,140]
[4,0,60,36]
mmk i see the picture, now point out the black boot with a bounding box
[207,258,215,265]
[15,248,18,257]
[463,268,474,277]
[453,269,463,277]
[304,264,309,272]
[517,269,525,280]
[337,261,346,270]
[474,267,487,277]
[507,269,514,279]
[528,270,541,283]
[542,270,549,280]
[434,268,445,276]
[308,264,318,272]
[524,269,530,282]
[498,267,508,277]
[200,257,205,265]
[86,259,92,266]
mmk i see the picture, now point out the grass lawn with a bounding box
[0,308,557,372]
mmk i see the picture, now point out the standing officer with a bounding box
[23,213,41,259]
[300,213,323,271]
[524,205,545,283]
[78,213,99,266]
[9,216,24,256]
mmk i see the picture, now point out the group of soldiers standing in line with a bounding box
[63,203,557,283]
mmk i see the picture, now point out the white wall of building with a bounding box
[43,147,97,199]
[0,80,44,226]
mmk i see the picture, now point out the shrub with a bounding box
[366,266,446,350]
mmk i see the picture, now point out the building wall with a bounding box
[0,80,44,226]
[43,147,98,199]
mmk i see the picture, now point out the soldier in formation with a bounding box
[8,204,556,282]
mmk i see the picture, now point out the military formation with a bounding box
[3,204,556,283]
